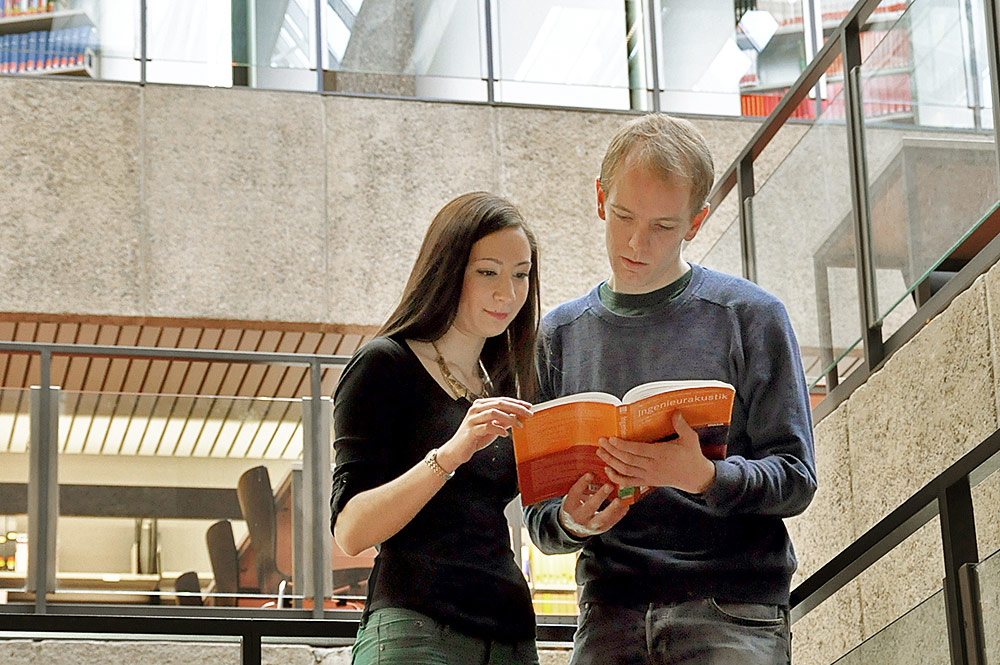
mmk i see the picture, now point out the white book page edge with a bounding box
[622,380,735,404]
[532,392,620,413]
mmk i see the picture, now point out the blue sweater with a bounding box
[523,264,817,607]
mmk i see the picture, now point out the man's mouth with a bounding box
[621,257,646,269]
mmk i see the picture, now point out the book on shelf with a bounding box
[512,379,735,506]
[0,1,55,18]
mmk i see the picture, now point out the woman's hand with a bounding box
[435,397,533,472]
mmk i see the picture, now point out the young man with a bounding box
[524,114,817,665]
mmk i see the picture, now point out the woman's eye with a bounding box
[514,272,530,280]
[478,269,497,277]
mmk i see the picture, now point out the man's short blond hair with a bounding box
[599,114,715,219]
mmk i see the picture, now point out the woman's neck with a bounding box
[431,327,485,376]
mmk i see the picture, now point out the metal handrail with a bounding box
[0,612,576,664]
[0,340,351,366]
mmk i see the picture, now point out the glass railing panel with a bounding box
[751,60,863,392]
[697,185,743,280]
[861,0,999,335]
[832,587,948,665]
[0,387,30,602]
[53,388,312,609]
[320,0,487,101]
[816,1,912,46]
[493,0,636,110]
[979,545,1000,661]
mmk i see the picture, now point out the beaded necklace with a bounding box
[431,340,493,402]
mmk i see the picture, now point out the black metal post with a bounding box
[231,0,250,86]
[625,0,644,111]
[241,626,261,665]
[29,351,55,614]
[646,0,660,112]
[139,0,147,85]
[939,477,981,665]
[841,21,884,372]
[982,0,1000,177]
[315,0,324,92]
[737,157,756,283]
[484,0,496,104]
[958,563,987,665]
[308,359,327,619]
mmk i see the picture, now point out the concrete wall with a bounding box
[0,76,777,328]
[787,259,1000,665]
[0,640,572,664]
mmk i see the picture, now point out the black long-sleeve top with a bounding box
[331,336,535,641]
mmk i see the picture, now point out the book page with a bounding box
[512,401,618,505]
[622,379,734,404]
[531,391,620,412]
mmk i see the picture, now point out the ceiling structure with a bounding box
[0,314,376,460]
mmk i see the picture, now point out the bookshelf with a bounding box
[0,7,98,77]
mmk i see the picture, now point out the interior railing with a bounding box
[700,0,1000,421]
[789,424,1000,665]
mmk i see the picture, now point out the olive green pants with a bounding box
[352,607,539,665]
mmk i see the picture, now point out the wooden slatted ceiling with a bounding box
[0,315,376,460]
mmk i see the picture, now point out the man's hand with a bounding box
[597,411,716,494]
[557,473,629,538]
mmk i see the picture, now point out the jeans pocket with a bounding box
[707,599,786,628]
[377,609,437,649]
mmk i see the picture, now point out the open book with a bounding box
[512,380,736,506]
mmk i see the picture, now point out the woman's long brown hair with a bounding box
[378,192,539,400]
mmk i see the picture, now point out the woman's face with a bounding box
[452,226,533,341]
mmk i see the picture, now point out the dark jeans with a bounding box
[352,607,539,665]
[569,599,791,665]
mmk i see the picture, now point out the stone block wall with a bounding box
[787,260,1000,665]
[0,77,786,328]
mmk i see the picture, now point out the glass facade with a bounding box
[0,0,894,116]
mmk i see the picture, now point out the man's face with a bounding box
[598,158,707,294]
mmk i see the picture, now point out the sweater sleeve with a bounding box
[700,297,818,517]
[523,496,589,554]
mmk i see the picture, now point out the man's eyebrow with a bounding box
[609,202,683,222]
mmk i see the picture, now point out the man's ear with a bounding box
[685,205,710,241]
[596,177,607,220]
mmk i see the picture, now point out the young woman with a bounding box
[332,192,540,664]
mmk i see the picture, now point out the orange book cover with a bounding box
[512,380,735,506]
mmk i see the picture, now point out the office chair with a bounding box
[173,570,204,606]
[206,519,248,607]
[236,465,292,602]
